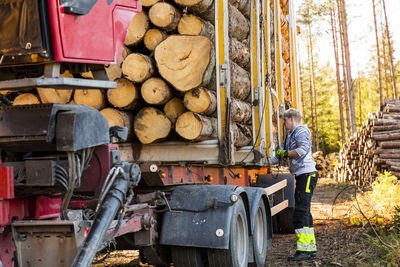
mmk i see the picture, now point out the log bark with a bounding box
[175,112,217,141]
[155,35,215,92]
[174,0,214,14]
[178,14,215,41]
[231,123,251,146]
[231,99,251,124]
[13,93,40,105]
[229,0,250,19]
[134,107,172,144]
[230,38,250,71]
[122,53,155,83]
[141,77,172,105]
[143,29,168,51]
[163,97,186,123]
[73,90,105,110]
[280,10,289,40]
[379,153,400,159]
[231,61,251,101]
[183,88,216,116]
[149,2,181,32]
[142,0,159,7]
[373,124,400,132]
[100,108,134,140]
[380,141,400,148]
[105,64,122,81]
[280,0,289,15]
[374,148,400,154]
[37,88,73,104]
[281,34,290,63]
[373,118,400,126]
[107,78,141,110]
[228,4,250,42]
[124,11,149,46]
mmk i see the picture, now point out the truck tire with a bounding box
[249,199,268,267]
[277,207,295,234]
[207,197,249,267]
[171,247,207,267]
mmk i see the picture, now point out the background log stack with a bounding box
[333,99,400,185]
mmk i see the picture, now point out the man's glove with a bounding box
[276,149,288,160]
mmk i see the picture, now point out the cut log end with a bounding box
[134,107,172,144]
[74,89,105,110]
[149,3,181,31]
[141,77,172,105]
[100,108,133,140]
[13,93,40,105]
[37,88,73,104]
[164,97,186,123]
[183,88,216,115]
[122,53,155,83]
[107,78,140,110]
[124,11,149,46]
[175,112,216,141]
[144,29,168,51]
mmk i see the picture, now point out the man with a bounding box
[270,108,318,261]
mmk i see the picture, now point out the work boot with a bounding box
[287,251,312,261]
[310,251,317,258]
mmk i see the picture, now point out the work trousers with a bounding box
[294,171,318,252]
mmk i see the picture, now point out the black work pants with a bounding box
[293,171,318,229]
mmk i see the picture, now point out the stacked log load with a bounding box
[333,99,400,185]
[6,0,293,147]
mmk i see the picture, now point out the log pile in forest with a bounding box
[333,99,400,185]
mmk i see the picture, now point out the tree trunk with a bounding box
[143,29,168,51]
[73,90,106,110]
[231,61,251,101]
[124,11,149,46]
[372,0,383,104]
[178,14,215,41]
[338,0,356,133]
[13,93,40,105]
[232,123,251,146]
[100,108,134,140]
[149,2,181,32]
[231,99,251,124]
[229,0,250,19]
[306,27,315,150]
[141,77,172,105]
[107,78,141,110]
[155,35,214,92]
[163,97,187,123]
[230,38,250,71]
[134,107,172,144]
[381,0,397,99]
[142,0,159,7]
[175,112,217,141]
[37,88,73,104]
[380,16,390,99]
[183,88,217,116]
[329,0,346,144]
[122,53,155,83]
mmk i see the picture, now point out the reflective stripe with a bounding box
[296,243,317,251]
[306,173,315,193]
[295,228,314,235]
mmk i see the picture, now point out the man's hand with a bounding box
[276,149,288,160]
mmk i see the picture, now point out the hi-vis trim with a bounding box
[296,244,317,252]
[295,228,315,235]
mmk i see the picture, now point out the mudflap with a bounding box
[160,185,247,249]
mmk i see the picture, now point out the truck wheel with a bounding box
[207,197,249,267]
[249,199,268,267]
[277,207,295,234]
[171,247,207,267]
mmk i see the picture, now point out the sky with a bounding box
[296,0,400,75]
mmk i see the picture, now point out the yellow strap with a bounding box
[305,173,316,193]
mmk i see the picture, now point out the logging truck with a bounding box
[0,0,300,266]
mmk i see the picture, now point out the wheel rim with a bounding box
[235,213,247,266]
[255,207,265,251]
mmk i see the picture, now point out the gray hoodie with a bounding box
[270,125,316,176]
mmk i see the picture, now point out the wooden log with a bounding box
[134,107,172,144]
[149,2,181,32]
[141,77,172,105]
[175,112,217,141]
[142,0,159,7]
[228,4,250,42]
[230,38,250,71]
[100,108,134,140]
[280,0,289,15]
[373,124,400,132]
[183,88,216,116]
[231,123,251,146]
[229,0,250,18]
[231,61,251,101]
[105,64,122,81]
[107,78,141,110]
[390,171,400,177]
[174,0,214,14]
[122,53,155,83]
[143,29,168,51]
[374,148,400,154]
[379,153,400,159]
[178,14,215,41]
[372,132,400,141]
[163,97,186,123]
[73,90,105,110]
[373,118,400,126]
[37,88,73,104]
[383,114,400,120]
[155,35,215,92]
[280,10,289,40]
[281,34,290,63]
[124,11,149,46]
[13,93,40,105]
[379,141,400,148]
[231,99,251,124]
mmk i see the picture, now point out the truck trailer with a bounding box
[0,0,300,266]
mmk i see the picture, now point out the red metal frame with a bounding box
[47,0,141,64]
